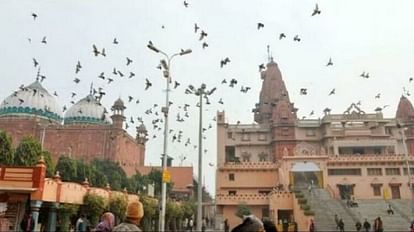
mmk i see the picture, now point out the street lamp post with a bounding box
[147,42,192,232]
[186,84,216,231]
[398,122,414,214]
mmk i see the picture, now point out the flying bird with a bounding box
[183,1,189,7]
[194,23,200,33]
[145,78,152,90]
[293,35,301,42]
[129,72,135,79]
[92,44,100,56]
[101,48,106,57]
[279,33,286,40]
[174,81,180,89]
[32,58,39,67]
[257,22,264,30]
[113,38,119,44]
[326,57,333,66]
[73,78,80,84]
[199,30,208,41]
[259,63,265,71]
[41,36,47,44]
[98,72,105,80]
[300,88,308,95]
[409,77,413,82]
[328,88,335,96]
[202,42,208,49]
[311,4,321,16]
[126,57,133,66]
[117,70,124,77]
[31,13,38,20]
[375,93,381,99]
[75,61,82,73]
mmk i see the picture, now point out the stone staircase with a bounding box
[303,188,357,232]
[349,199,411,232]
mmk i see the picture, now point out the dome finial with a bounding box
[36,66,41,82]
[89,82,94,95]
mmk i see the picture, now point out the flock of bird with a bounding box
[4,2,414,166]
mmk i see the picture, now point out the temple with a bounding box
[216,59,414,231]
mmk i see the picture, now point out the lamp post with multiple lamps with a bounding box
[185,83,216,232]
[147,42,192,232]
[397,121,414,214]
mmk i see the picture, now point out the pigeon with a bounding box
[221,79,227,84]
[309,110,314,116]
[375,93,381,99]
[199,30,208,41]
[311,4,321,16]
[194,23,200,33]
[113,68,118,75]
[257,22,264,30]
[31,13,38,20]
[128,96,133,102]
[328,88,335,96]
[53,91,58,97]
[229,78,238,87]
[326,57,333,66]
[63,106,67,112]
[220,57,231,68]
[71,92,77,98]
[32,58,39,67]
[75,61,82,73]
[18,98,24,104]
[129,72,135,79]
[300,88,307,95]
[174,81,180,89]
[183,1,189,7]
[259,63,265,71]
[117,70,124,77]
[113,38,119,44]
[41,36,47,44]
[409,77,413,82]
[39,75,46,82]
[145,78,152,90]
[360,72,369,78]
[107,78,114,84]
[279,33,286,40]
[92,44,100,56]
[97,72,105,80]
[218,98,224,104]
[293,35,301,42]
[126,57,133,66]
[101,48,106,57]
[73,78,80,84]
[202,42,208,49]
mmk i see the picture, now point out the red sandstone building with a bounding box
[216,59,414,231]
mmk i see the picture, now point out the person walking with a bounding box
[189,218,194,232]
[309,219,315,232]
[75,214,87,232]
[338,218,345,232]
[224,219,230,232]
[363,218,371,232]
[95,212,115,232]
[334,214,339,230]
[355,220,362,232]
[373,217,383,232]
[113,201,144,232]
[20,212,35,232]
[387,204,394,215]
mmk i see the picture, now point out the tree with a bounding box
[91,159,128,191]
[0,130,13,165]
[80,193,107,226]
[108,195,127,225]
[13,136,42,166]
[13,136,54,175]
[141,196,158,231]
[58,203,79,232]
[55,156,78,181]
[235,203,251,218]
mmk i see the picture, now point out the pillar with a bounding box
[46,202,59,232]
[30,200,43,231]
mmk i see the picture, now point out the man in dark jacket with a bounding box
[20,212,34,232]
[363,218,371,232]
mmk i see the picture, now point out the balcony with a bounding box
[219,161,279,171]
[328,154,414,165]
[216,193,270,205]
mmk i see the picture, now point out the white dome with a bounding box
[64,94,111,125]
[0,80,62,122]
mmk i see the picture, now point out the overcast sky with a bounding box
[1,0,414,195]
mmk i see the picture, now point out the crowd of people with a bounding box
[227,215,303,232]
[334,214,384,232]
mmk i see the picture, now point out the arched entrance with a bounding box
[290,162,323,188]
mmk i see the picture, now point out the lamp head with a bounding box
[179,49,192,56]
[147,43,160,53]
[160,59,168,70]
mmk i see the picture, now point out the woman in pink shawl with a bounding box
[95,212,115,232]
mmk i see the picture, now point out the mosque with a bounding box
[215,59,414,231]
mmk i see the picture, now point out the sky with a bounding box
[1,0,414,196]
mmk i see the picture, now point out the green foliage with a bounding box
[0,130,13,165]
[58,204,79,232]
[141,196,158,231]
[298,198,307,204]
[80,193,107,226]
[109,195,128,224]
[300,204,311,211]
[91,159,128,191]
[42,150,54,177]
[13,136,42,166]
[304,210,315,216]
[181,200,196,219]
[295,192,304,198]
[235,203,251,218]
